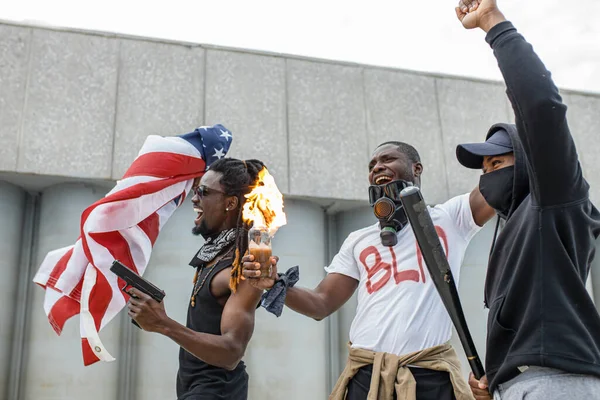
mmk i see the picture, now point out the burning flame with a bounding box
[242,167,287,235]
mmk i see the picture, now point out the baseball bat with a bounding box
[399,186,485,379]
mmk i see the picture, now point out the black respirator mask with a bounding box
[368,180,412,247]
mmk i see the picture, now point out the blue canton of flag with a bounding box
[178,124,233,169]
[173,123,233,206]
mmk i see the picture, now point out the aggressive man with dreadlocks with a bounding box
[126,157,275,400]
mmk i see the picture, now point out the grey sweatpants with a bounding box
[493,366,600,399]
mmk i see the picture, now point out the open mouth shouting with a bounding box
[374,174,394,185]
[194,207,204,225]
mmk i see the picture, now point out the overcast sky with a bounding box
[2,0,599,94]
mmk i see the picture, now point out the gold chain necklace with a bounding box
[190,248,233,307]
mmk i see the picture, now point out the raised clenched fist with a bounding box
[455,0,506,32]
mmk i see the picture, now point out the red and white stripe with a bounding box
[33,135,206,365]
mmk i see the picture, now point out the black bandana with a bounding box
[189,228,240,267]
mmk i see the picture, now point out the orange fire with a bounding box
[242,167,287,235]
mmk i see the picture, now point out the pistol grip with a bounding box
[121,283,138,298]
[122,284,142,328]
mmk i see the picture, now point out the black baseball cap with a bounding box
[456,129,513,169]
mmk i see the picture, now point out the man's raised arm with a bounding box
[457,0,587,206]
[242,255,358,321]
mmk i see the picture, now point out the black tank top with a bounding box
[176,257,248,400]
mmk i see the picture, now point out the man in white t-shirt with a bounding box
[243,141,495,400]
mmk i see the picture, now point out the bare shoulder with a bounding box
[210,265,234,302]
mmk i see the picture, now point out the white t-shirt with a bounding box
[325,193,480,357]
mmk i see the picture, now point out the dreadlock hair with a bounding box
[208,158,266,292]
[376,141,421,165]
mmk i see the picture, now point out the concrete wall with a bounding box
[5,185,330,399]
[0,182,26,393]
[3,20,600,205]
[245,199,328,400]
[2,19,600,400]
[23,184,122,399]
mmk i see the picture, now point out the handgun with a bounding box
[110,260,165,329]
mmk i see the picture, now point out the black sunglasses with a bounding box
[368,180,412,206]
[193,185,227,198]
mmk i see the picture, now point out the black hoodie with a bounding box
[483,22,600,392]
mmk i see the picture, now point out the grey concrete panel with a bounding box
[18,30,118,178]
[560,94,582,153]
[560,92,591,200]
[0,182,25,394]
[205,50,289,192]
[112,41,204,179]
[364,70,448,204]
[24,183,121,399]
[333,206,375,374]
[0,25,30,172]
[135,198,204,399]
[436,78,509,197]
[564,94,600,203]
[245,199,328,399]
[504,92,515,124]
[287,60,368,200]
[549,90,599,303]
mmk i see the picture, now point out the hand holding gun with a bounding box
[110,260,165,328]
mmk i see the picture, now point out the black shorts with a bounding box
[345,364,456,400]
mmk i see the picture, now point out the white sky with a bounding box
[2,0,600,94]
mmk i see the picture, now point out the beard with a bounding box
[191,219,211,237]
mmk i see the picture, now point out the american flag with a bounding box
[33,124,233,366]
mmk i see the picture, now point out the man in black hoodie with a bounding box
[454,1,600,399]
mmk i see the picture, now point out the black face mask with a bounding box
[479,166,514,219]
[369,180,412,246]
